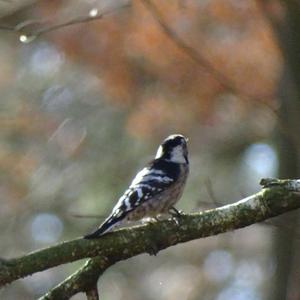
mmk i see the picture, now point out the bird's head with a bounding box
[155,134,189,164]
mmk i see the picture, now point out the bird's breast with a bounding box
[126,163,189,221]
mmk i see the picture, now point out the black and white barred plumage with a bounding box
[84,134,189,239]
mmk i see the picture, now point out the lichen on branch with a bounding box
[1,179,300,299]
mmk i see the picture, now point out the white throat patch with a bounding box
[169,145,186,163]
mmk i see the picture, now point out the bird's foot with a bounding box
[168,206,184,226]
[168,206,184,217]
[142,216,160,224]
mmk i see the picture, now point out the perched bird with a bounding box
[84,134,189,239]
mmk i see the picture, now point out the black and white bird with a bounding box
[84,134,189,239]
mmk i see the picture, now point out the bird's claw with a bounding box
[168,206,184,217]
[168,206,184,226]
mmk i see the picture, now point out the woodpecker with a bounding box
[84,134,189,239]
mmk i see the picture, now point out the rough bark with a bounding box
[0,179,300,299]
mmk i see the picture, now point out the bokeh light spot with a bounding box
[203,250,234,282]
[89,8,98,17]
[30,213,63,244]
[29,42,64,76]
[217,285,261,300]
[19,34,36,43]
[242,143,278,177]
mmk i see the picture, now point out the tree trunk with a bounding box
[268,1,300,298]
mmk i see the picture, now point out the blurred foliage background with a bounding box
[1,0,300,299]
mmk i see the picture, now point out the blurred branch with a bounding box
[140,0,300,151]
[1,179,300,299]
[140,0,274,102]
[0,0,40,19]
[0,3,130,38]
[204,177,221,207]
[71,213,105,219]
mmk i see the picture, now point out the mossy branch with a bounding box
[1,178,300,299]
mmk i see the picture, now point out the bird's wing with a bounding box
[111,164,177,217]
[84,161,179,238]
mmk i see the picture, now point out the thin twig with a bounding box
[204,178,221,207]
[0,25,15,30]
[71,213,105,219]
[35,4,130,37]
[0,3,130,37]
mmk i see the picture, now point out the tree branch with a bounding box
[1,178,300,299]
[39,257,106,300]
[86,285,100,300]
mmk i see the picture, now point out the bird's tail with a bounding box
[83,213,124,239]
